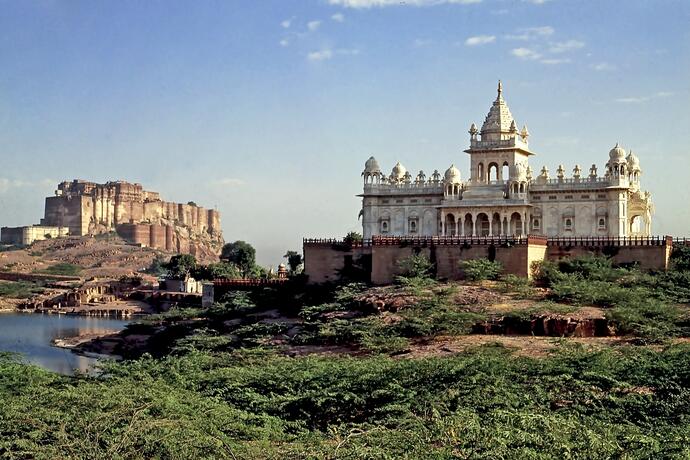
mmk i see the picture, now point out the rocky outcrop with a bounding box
[472,315,615,338]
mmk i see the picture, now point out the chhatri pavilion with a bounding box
[359,82,653,240]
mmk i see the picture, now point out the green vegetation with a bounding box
[532,253,690,341]
[343,231,363,245]
[2,249,690,457]
[3,344,690,458]
[0,281,45,298]
[36,262,82,277]
[283,250,303,274]
[221,241,257,277]
[461,258,502,281]
[145,254,168,276]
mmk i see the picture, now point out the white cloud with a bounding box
[281,19,292,29]
[414,38,433,47]
[616,96,649,104]
[307,48,359,61]
[213,178,245,187]
[307,49,334,61]
[465,35,496,46]
[540,58,571,64]
[307,20,321,31]
[327,0,481,8]
[615,91,674,104]
[511,47,541,60]
[279,39,289,47]
[592,62,616,71]
[549,39,585,53]
[504,26,554,40]
[331,13,345,22]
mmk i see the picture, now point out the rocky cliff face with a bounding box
[41,180,223,260]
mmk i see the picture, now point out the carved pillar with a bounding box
[455,215,460,236]
[460,216,465,237]
[472,213,477,237]
[523,212,528,236]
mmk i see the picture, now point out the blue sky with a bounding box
[0,0,688,266]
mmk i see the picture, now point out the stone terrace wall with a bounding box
[304,235,670,285]
[546,236,672,271]
[302,240,372,284]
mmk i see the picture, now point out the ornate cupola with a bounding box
[479,80,518,142]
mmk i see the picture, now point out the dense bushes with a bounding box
[460,258,502,281]
[3,345,690,458]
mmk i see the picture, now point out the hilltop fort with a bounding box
[2,179,223,259]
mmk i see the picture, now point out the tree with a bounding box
[165,254,197,279]
[221,241,256,277]
[192,262,242,281]
[283,250,303,274]
[344,231,363,245]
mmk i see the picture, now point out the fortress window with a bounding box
[548,196,557,200]
[409,219,418,233]
[564,218,573,231]
[533,219,541,230]
[410,199,418,204]
[381,221,389,233]
[381,200,389,204]
[597,194,606,199]
[581,195,590,199]
[396,199,404,204]
[565,195,573,200]
[533,196,541,200]
[598,218,607,230]
[424,198,432,203]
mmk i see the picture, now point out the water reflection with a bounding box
[0,312,129,375]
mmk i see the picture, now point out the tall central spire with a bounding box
[481,80,514,137]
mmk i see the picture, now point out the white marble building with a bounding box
[359,82,653,239]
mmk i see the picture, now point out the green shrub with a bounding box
[37,262,82,276]
[461,258,502,281]
[607,299,687,341]
[549,276,644,306]
[0,281,45,298]
[499,274,536,297]
[397,254,434,279]
[671,244,690,271]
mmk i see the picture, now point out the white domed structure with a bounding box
[607,143,629,178]
[354,84,654,241]
[444,164,462,184]
[609,143,627,163]
[363,156,380,173]
[390,162,407,182]
[627,151,641,171]
[362,156,383,184]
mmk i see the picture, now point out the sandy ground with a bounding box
[0,236,162,280]
[403,334,631,358]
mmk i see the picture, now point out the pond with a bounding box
[0,312,129,375]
